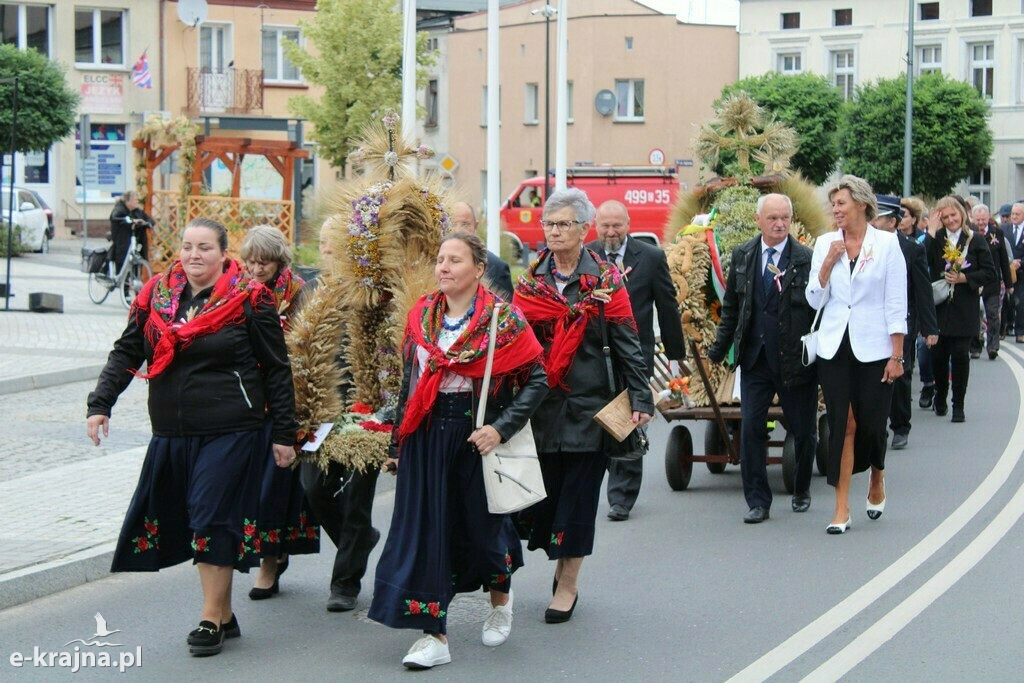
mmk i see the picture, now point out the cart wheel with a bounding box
[665,425,693,491]
[816,413,830,476]
[781,433,796,495]
[703,422,728,474]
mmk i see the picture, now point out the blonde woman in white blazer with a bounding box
[806,176,908,535]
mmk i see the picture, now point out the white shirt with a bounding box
[760,236,789,275]
[947,227,962,243]
[415,315,473,393]
[608,235,629,269]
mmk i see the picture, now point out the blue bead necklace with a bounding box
[441,303,475,331]
[551,250,583,282]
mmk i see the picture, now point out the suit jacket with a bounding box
[485,250,513,299]
[708,236,816,387]
[979,224,1014,290]
[897,232,939,338]
[1007,222,1024,262]
[926,227,997,337]
[586,236,685,375]
[807,227,907,362]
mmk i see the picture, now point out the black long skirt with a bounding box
[111,430,264,572]
[817,333,894,487]
[254,419,320,558]
[368,392,523,635]
[524,450,607,559]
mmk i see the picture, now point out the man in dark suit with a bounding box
[871,195,938,450]
[969,203,1013,359]
[450,201,514,298]
[587,200,685,521]
[707,194,817,523]
[1005,204,1024,342]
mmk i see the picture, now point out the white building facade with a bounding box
[738,0,1024,205]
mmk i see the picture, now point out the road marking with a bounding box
[727,347,1024,683]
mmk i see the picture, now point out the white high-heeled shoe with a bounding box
[826,517,851,535]
[867,481,886,520]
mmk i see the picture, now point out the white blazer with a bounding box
[806,227,908,362]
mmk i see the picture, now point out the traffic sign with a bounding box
[438,153,459,175]
[648,148,665,165]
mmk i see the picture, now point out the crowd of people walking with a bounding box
[85,177,1008,668]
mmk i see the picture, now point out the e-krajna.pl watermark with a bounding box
[7,612,142,673]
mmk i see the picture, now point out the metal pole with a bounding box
[554,0,568,191]
[485,0,500,255]
[5,75,17,311]
[401,0,417,140]
[903,0,914,197]
[544,13,551,202]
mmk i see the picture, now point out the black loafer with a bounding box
[607,504,629,521]
[222,614,241,639]
[919,385,934,409]
[891,433,908,450]
[989,351,998,360]
[744,507,770,524]
[791,495,811,513]
[933,398,948,417]
[187,621,224,656]
[544,593,578,624]
[326,593,358,612]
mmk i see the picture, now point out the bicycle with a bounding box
[87,224,153,308]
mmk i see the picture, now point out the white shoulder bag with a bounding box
[476,303,547,514]
[800,284,829,367]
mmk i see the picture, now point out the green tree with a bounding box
[840,73,993,198]
[0,44,78,154]
[719,72,843,185]
[284,0,433,170]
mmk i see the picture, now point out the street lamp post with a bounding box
[1,75,18,312]
[532,4,556,203]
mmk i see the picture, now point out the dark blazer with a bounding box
[927,228,997,337]
[518,249,654,453]
[707,236,816,388]
[897,232,939,338]
[586,236,685,375]
[978,224,1014,290]
[1007,222,1024,263]
[486,250,513,299]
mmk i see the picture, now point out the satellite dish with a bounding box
[594,89,616,117]
[177,0,208,28]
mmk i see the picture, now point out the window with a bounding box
[425,79,438,127]
[777,52,802,74]
[970,0,992,16]
[918,45,942,75]
[834,9,852,26]
[262,27,300,82]
[781,12,800,29]
[567,80,574,123]
[625,36,633,50]
[75,8,125,67]
[524,82,539,124]
[919,2,939,20]
[23,150,48,184]
[832,50,855,100]
[0,3,50,55]
[427,37,439,51]
[614,79,644,121]
[481,85,501,126]
[970,42,995,99]
[967,167,992,207]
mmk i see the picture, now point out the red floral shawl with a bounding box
[131,259,270,379]
[513,248,635,389]
[267,267,305,329]
[397,284,544,441]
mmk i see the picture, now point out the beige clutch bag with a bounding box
[594,389,638,442]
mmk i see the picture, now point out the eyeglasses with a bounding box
[540,220,583,232]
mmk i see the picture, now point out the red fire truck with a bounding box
[500,166,680,254]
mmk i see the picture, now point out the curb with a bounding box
[0,543,115,612]
[0,364,106,396]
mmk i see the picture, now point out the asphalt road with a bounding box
[2,345,1024,681]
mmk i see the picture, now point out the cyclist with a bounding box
[109,191,153,270]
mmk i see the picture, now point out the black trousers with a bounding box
[889,334,917,436]
[738,352,817,509]
[1013,286,1024,336]
[931,335,971,410]
[299,461,380,597]
[968,291,1001,353]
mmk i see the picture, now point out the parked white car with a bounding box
[0,185,49,253]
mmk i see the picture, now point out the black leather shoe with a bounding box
[275,558,289,579]
[933,396,948,417]
[544,593,578,623]
[327,592,358,612]
[989,351,998,360]
[891,433,908,450]
[187,621,224,656]
[607,504,629,521]
[952,409,965,423]
[222,614,241,639]
[791,495,811,513]
[248,577,279,600]
[744,507,770,524]
[919,384,934,409]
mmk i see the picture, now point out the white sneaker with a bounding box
[402,635,451,669]
[481,590,514,646]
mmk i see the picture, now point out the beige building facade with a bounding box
[442,0,739,211]
[739,0,1024,204]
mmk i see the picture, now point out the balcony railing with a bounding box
[186,68,264,114]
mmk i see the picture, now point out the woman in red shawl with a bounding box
[239,225,320,601]
[513,188,653,624]
[86,218,297,656]
[368,232,548,670]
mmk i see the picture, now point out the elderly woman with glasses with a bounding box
[513,188,652,624]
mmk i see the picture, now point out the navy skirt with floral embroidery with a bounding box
[254,419,320,558]
[111,430,264,572]
[368,392,524,635]
[524,450,607,559]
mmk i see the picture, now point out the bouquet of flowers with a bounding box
[656,376,695,412]
[938,238,971,302]
[301,402,394,474]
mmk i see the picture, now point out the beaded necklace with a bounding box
[550,249,583,282]
[441,302,475,331]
